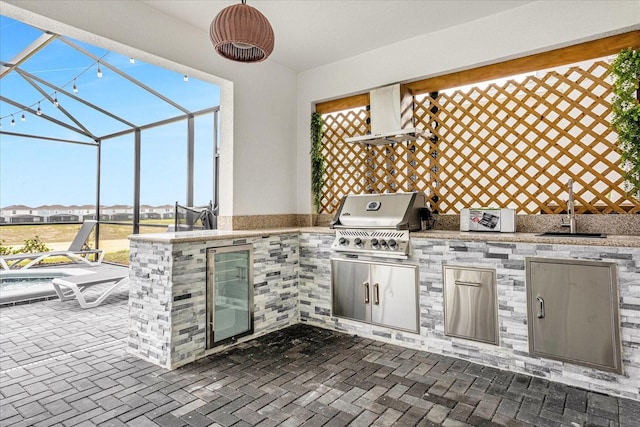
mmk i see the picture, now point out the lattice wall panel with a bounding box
[319,59,639,215]
[320,108,369,213]
[362,142,434,194]
[414,59,638,214]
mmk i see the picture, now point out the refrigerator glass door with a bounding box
[207,244,253,347]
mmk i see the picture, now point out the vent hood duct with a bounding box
[344,84,424,145]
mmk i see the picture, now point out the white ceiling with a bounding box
[141,0,537,72]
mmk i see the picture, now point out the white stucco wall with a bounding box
[295,0,640,214]
[0,0,297,218]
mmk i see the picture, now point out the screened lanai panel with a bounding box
[1,15,221,139]
[0,137,96,208]
[123,65,219,114]
[193,114,216,207]
[100,135,134,218]
[7,35,131,137]
[1,15,221,247]
[140,121,187,209]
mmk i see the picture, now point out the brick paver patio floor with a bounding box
[1,285,639,426]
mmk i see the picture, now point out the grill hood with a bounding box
[344,84,425,145]
[330,192,427,230]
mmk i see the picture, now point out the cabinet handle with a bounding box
[536,296,545,319]
[364,282,370,304]
[373,283,380,305]
[454,280,481,287]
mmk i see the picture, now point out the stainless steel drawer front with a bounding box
[443,265,499,345]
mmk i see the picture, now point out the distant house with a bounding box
[104,204,132,221]
[110,213,134,221]
[82,213,110,221]
[0,205,44,223]
[156,204,175,219]
[1,204,34,219]
[141,212,162,219]
[9,214,45,224]
[1,204,177,223]
[36,204,71,219]
[140,205,162,220]
[48,214,80,223]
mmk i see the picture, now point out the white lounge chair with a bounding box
[51,264,129,308]
[0,221,104,270]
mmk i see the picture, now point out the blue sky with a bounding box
[0,16,221,208]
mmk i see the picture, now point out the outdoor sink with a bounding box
[537,232,606,238]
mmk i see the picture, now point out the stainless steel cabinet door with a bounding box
[370,264,419,332]
[526,258,622,374]
[443,266,498,345]
[331,259,370,323]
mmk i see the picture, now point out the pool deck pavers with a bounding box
[1,284,639,426]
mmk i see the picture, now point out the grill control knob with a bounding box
[388,239,397,249]
[338,237,348,246]
[354,238,363,247]
[380,239,387,247]
[371,238,379,248]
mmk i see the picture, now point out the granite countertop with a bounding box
[129,227,640,248]
[411,230,640,248]
[128,228,304,244]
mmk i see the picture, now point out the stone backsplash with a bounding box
[218,213,639,235]
[434,214,640,235]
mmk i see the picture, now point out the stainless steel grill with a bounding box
[330,192,428,259]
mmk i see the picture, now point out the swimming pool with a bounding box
[0,268,94,305]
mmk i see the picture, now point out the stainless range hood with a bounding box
[344,84,425,145]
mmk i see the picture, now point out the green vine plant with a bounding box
[310,112,325,214]
[610,47,640,198]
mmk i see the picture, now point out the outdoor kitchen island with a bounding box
[127,228,640,402]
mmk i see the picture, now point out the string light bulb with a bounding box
[129,57,135,64]
[73,78,78,93]
[183,75,189,82]
[97,62,103,78]
[21,113,26,122]
[53,92,59,107]
[37,102,42,116]
[10,115,15,126]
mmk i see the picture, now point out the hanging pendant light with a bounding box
[209,0,275,63]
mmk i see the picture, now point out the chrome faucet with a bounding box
[561,178,577,234]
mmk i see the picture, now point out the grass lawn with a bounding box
[0,220,173,266]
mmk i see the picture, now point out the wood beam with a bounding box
[404,30,640,95]
[315,93,370,115]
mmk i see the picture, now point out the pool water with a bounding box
[0,274,63,292]
[0,268,93,304]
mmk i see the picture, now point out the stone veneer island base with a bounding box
[128,228,640,401]
[128,230,300,369]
